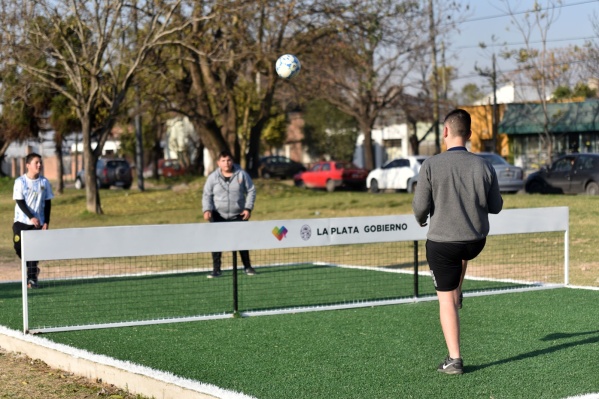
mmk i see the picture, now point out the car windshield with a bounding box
[478,153,509,165]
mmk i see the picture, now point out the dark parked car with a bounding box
[75,158,133,190]
[525,153,599,195]
[293,161,369,192]
[259,155,306,179]
[475,152,524,193]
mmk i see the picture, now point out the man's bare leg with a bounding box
[437,290,460,359]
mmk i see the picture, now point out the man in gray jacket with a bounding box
[203,150,257,278]
[412,109,503,375]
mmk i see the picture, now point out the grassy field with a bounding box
[1,176,598,398]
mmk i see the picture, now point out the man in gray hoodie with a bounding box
[412,109,503,375]
[202,150,257,278]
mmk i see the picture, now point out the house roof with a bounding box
[499,100,599,135]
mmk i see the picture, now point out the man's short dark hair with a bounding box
[443,109,471,138]
[25,153,42,164]
[217,150,234,160]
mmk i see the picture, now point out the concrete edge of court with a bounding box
[0,326,256,399]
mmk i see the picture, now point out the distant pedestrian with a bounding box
[202,150,257,278]
[13,153,54,289]
[412,109,503,374]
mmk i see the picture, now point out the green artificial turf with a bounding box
[4,263,529,332]
[37,288,599,399]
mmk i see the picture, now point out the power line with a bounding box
[456,36,598,50]
[461,0,599,24]
[453,56,592,82]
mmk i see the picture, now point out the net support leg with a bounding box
[413,241,419,298]
[232,251,239,316]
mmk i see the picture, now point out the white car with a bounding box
[366,156,429,193]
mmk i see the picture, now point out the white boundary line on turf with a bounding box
[320,261,558,288]
[0,325,256,399]
[563,394,599,399]
[567,285,599,291]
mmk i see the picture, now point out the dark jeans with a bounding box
[210,212,251,271]
[13,222,41,282]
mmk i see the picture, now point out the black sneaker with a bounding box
[27,280,40,289]
[207,270,222,279]
[437,356,463,375]
[244,267,257,276]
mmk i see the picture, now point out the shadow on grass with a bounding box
[467,332,599,372]
[541,330,599,341]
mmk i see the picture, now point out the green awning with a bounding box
[499,100,599,135]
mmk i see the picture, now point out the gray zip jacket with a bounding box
[202,166,256,220]
[412,149,503,242]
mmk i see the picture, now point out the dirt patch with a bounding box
[0,347,150,399]
[0,260,20,281]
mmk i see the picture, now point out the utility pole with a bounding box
[491,53,498,154]
[429,0,441,154]
[134,2,144,191]
[475,53,499,154]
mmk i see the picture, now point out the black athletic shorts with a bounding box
[426,238,486,292]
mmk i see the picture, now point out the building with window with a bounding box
[499,100,599,174]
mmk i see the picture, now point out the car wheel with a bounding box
[74,178,83,190]
[294,179,305,188]
[410,181,417,193]
[586,182,599,195]
[526,180,543,194]
[326,179,336,192]
[369,179,379,193]
[262,171,271,179]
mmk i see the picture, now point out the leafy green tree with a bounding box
[158,1,345,175]
[261,113,288,155]
[0,1,186,213]
[49,94,80,194]
[457,83,484,105]
[552,83,596,100]
[303,100,359,162]
[0,65,46,175]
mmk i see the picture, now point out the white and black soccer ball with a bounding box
[275,54,301,80]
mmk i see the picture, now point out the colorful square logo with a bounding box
[272,226,288,241]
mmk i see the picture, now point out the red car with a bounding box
[293,161,369,192]
[143,159,187,178]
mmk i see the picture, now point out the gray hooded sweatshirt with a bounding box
[202,166,256,220]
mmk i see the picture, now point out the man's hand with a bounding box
[203,211,211,221]
[31,217,41,228]
[240,210,251,221]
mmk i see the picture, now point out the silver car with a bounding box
[475,152,524,193]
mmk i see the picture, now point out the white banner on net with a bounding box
[21,207,569,261]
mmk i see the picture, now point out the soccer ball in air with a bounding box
[275,54,301,80]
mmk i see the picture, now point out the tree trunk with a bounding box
[247,121,265,177]
[359,119,375,170]
[82,119,102,214]
[55,142,64,194]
